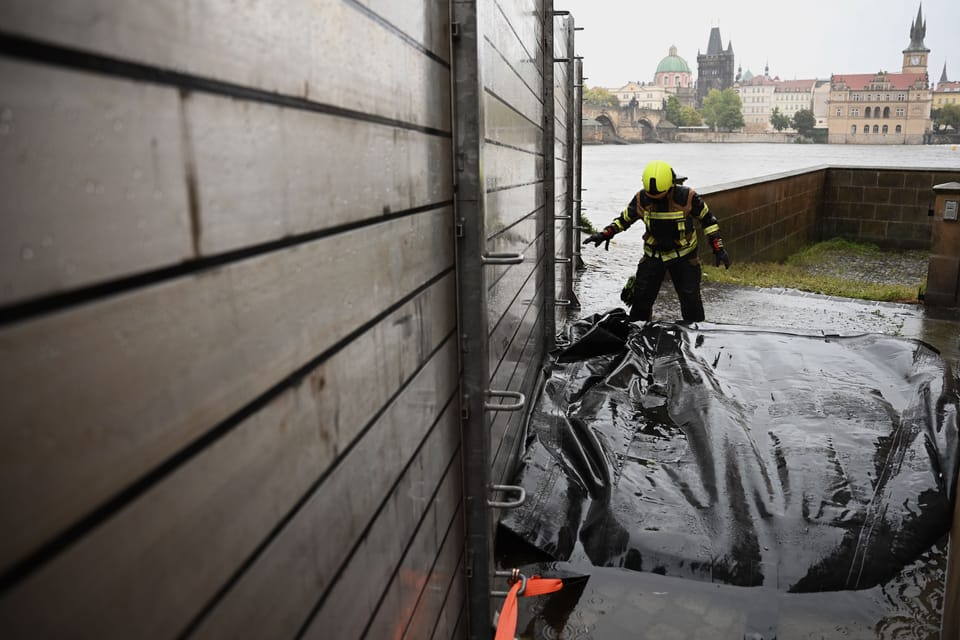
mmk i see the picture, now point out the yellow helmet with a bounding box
[642,160,674,197]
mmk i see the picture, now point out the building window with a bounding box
[896,107,905,117]
[897,93,905,101]
[863,125,869,133]
[836,107,843,116]
[865,107,872,118]
[851,108,859,117]
[854,93,861,101]
[883,106,890,118]
[896,124,902,133]
[882,124,888,134]
[850,125,856,135]
[873,125,879,133]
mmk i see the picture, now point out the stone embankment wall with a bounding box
[698,167,960,263]
[674,130,798,143]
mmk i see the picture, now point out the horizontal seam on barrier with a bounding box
[482,36,539,107]
[483,86,543,132]
[293,398,461,638]
[0,200,454,327]
[492,3,540,84]
[396,506,466,640]
[490,304,544,475]
[0,270,455,597]
[484,136,543,157]
[486,231,541,292]
[342,0,450,69]
[0,31,452,138]
[487,250,543,340]
[486,204,545,243]
[360,488,463,638]
[178,337,459,639]
[487,180,545,194]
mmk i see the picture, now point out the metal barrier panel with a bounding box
[0,2,464,639]
[452,1,577,638]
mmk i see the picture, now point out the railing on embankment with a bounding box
[0,2,581,640]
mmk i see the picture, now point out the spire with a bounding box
[941,62,949,83]
[706,27,723,55]
[906,3,928,51]
[727,40,734,55]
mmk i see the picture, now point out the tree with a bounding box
[664,96,683,125]
[700,88,745,131]
[932,104,960,131]
[792,109,817,136]
[583,85,619,108]
[679,105,703,126]
[770,107,791,131]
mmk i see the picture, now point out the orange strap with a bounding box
[494,576,564,640]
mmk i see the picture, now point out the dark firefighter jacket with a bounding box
[608,186,720,262]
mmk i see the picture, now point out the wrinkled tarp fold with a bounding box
[501,310,959,592]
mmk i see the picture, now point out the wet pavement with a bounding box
[571,252,960,375]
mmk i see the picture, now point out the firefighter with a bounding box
[582,159,730,322]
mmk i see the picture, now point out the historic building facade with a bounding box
[654,45,697,108]
[696,27,735,107]
[611,81,666,110]
[827,5,932,144]
[735,71,778,132]
[933,64,960,109]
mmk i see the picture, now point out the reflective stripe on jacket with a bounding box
[609,186,720,262]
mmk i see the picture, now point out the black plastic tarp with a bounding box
[501,311,959,592]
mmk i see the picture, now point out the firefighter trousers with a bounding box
[628,254,704,322]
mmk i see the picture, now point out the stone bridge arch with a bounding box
[583,103,665,142]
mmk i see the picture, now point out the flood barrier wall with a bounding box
[0,2,580,639]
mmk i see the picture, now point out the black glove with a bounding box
[710,235,730,269]
[583,226,615,251]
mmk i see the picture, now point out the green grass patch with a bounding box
[579,214,598,235]
[702,238,923,303]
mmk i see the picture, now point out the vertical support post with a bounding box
[562,17,580,310]
[574,57,585,271]
[542,0,556,352]
[450,2,493,638]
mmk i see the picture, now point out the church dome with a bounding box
[656,46,691,73]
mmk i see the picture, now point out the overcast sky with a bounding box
[557,0,960,89]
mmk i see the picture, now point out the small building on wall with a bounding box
[827,4,932,144]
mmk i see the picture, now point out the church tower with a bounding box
[901,4,929,74]
[696,27,735,107]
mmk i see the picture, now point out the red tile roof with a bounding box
[935,81,960,92]
[830,73,926,90]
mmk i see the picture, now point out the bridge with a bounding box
[582,102,666,142]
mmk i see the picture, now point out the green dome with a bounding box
[656,46,690,73]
